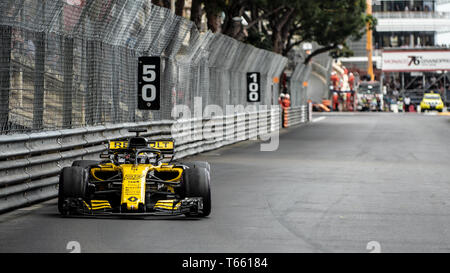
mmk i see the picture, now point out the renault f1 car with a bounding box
[58,129,211,217]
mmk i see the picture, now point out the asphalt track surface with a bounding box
[1,112,450,253]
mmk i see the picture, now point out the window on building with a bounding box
[373,1,435,12]
[374,31,435,48]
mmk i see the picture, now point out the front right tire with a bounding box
[181,161,211,172]
[182,163,211,217]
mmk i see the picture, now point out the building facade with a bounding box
[342,0,450,73]
[340,0,450,105]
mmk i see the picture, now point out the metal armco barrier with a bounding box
[282,108,288,128]
[285,106,310,127]
[0,108,286,214]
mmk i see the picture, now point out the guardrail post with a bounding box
[32,31,46,131]
[125,48,136,122]
[63,37,74,128]
[161,57,175,120]
[0,26,11,132]
[32,0,46,131]
[308,102,313,122]
[86,40,102,125]
[112,46,120,123]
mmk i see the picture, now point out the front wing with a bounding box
[62,197,204,218]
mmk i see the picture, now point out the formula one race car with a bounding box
[58,129,211,217]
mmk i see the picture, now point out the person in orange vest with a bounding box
[331,71,340,90]
[282,94,291,108]
[278,93,291,108]
[283,94,291,127]
[348,72,355,90]
[332,91,339,111]
[279,93,291,127]
[348,72,355,111]
[330,71,340,111]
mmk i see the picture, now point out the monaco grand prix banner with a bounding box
[382,50,450,72]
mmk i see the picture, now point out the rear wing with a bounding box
[149,140,175,162]
[148,140,174,153]
[108,139,175,161]
[109,140,174,152]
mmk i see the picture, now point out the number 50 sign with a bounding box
[247,72,261,102]
[138,57,160,110]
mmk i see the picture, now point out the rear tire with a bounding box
[58,167,89,215]
[182,165,211,217]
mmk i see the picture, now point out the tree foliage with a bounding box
[152,0,376,62]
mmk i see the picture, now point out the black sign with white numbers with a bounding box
[138,56,160,110]
[247,72,261,102]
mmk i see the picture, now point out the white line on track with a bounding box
[312,117,326,123]
[423,112,438,116]
[0,200,56,223]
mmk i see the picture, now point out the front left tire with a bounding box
[58,166,89,215]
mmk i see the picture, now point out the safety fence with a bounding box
[309,43,333,101]
[0,0,288,135]
[289,63,312,107]
[312,58,332,83]
[288,42,332,107]
[0,108,280,213]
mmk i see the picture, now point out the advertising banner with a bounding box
[382,50,450,72]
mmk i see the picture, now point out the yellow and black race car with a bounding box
[58,129,211,217]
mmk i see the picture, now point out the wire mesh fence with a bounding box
[286,41,333,107]
[0,0,291,135]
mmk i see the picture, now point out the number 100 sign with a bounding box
[247,72,261,102]
[138,56,160,110]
